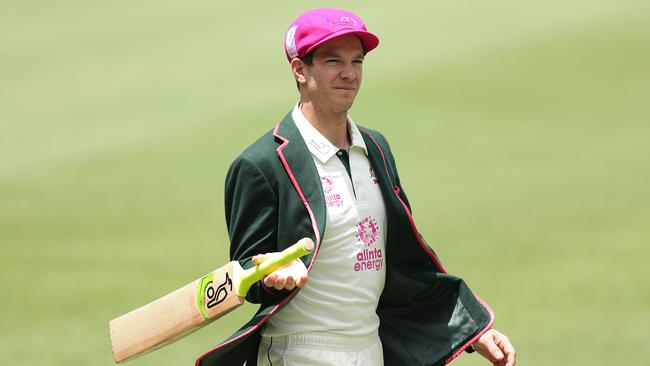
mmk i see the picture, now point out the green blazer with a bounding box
[195,112,494,366]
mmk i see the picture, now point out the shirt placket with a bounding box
[335,149,355,199]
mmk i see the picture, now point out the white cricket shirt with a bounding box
[263,104,387,337]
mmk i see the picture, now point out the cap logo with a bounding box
[285,25,298,58]
[333,16,357,28]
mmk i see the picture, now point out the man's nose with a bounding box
[339,62,357,80]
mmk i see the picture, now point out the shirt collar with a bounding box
[292,102,368,164]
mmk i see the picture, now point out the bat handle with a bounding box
[236,238,314,297]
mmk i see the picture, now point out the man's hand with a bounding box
[472,329,516,366]
[252,253,309,291]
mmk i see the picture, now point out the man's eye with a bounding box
[353,59,364,64]
[326,59,339,64]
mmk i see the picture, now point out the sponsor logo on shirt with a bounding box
[354,216,383,272]
[356,216,379,246]
[321,175,343,208]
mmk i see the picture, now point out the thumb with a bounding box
[251,253,270,265]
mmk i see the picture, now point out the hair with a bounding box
[295,51,314,91]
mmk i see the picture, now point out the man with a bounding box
[195,8,516,366]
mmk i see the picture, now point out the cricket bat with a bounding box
[109,238,314,363]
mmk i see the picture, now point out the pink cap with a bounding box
[284,8,380,62]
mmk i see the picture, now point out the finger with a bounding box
[501,345,515,366]
[503,343,516,366]
[296,275,308,288]
[263,273,277,288]
[494,333,516,366]
[484,338,505,363]
[273,275,287,290]
[284,276,296,290]
[499,337,515,356]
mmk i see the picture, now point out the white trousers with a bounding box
[256,332,384,366]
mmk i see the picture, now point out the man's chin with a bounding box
[332,98,356,114]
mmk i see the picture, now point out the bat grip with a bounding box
[236,238,314,297]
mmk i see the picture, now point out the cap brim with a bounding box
[300,29,380,58]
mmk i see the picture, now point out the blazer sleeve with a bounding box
[224,155,289,304]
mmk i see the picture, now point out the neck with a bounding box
[300,101,350,150]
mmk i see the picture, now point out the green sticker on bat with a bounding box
[197,271,234,320]
[196,272,214,319]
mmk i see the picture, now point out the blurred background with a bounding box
[1,0,648,365]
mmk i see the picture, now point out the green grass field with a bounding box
[2,1,649,365]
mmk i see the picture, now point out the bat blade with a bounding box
[108,238,314,363]
[109,261,244,363]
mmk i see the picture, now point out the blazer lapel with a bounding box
[359,128,400,207]
[273,113,327,250]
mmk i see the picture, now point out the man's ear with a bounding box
[291,58,307,86]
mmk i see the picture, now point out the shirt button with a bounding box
[337,151,343,156]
